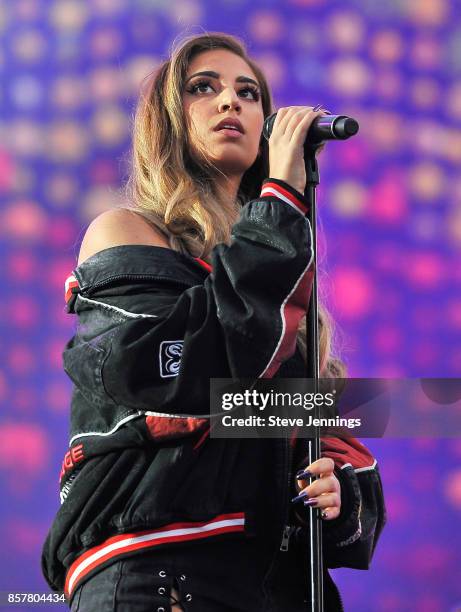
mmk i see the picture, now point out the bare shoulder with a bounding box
[77,208,171,266]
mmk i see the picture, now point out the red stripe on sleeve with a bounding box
[321,436,376,470]
[64,275,79,304]
[260,265,314,378]
[260,182,308,215]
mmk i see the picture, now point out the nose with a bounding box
[218,87,241,113]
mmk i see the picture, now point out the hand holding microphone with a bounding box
[264,105,359,194]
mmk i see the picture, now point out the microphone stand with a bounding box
[303,146,323,612]
[262,110,359,612]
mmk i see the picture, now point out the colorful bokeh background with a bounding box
[1,0,460,610]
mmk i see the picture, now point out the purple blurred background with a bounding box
[1,0,460,610]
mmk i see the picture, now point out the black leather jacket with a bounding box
[41,178,386,609]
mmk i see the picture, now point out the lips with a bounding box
[214,118,244,134]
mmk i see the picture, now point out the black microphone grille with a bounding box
[335,117,359,138]
[344,118,359,136]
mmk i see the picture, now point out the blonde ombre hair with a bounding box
[120,32,347,378]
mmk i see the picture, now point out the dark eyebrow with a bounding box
[185,70,260,88]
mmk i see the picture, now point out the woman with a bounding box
[41,32,386,611]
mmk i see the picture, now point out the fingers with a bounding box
[295,487,341,520]
[306,493,340,513]
[294,457,341,519]
[321,506,340,520]
[274,106,305,134]
[301,457,335,476]
[271,106,315,137]
[269,106,291,137]
[294,457,334,491]
[296,472,339,498]
[271,106,328,146]
[290,108,328,147]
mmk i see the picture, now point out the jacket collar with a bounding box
[73,245,210,292]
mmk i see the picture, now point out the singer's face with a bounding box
[182,49,264,179]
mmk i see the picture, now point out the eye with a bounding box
[239,86,260,101]
[187,80,214,94]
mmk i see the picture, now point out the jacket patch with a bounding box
[159,340,183,377]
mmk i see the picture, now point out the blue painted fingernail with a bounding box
[291,491,310,503]
[303,498,318,506]
[295,469,314,480]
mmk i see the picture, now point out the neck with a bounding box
[215,173,242,204]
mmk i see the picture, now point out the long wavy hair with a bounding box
[119,31,347,379]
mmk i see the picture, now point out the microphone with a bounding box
[262,113,359,146]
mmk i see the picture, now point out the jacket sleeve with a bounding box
[64,178,315,442]
[292,436,387,569]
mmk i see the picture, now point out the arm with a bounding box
[64,179,314,442]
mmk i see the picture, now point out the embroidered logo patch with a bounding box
[159,340,183,378]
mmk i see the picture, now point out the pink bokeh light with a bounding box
[405,544,453,579]
[89,26,123,58]
[411,438,439,451]
[0,149,15,192]
[405,252,445,289]
[331,266,375,319]
[413,596,446,612]
[47,216,77,248]
[8,344,37,373]
[3,519,46,556]
[46,339,67,370]
[0,423,49,475]
[442,468,461,509]
[374,591,413,612]
[0,200,48,241]
[384,493,411,523]
[367,171,408,223]
[45,381,71,413]
[333,139,373,173]
[6,296,40,328]
[248,10,284,42]
[6,251,38,282]
[446,300,461,329]
[15,387,36,413]
[89,159,119,184]
[373,363,405,377]
[0,370,7,402]
[372,325,402,353]
[411,342,440,368]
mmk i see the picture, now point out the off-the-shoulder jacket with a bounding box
[41,178,386,610]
